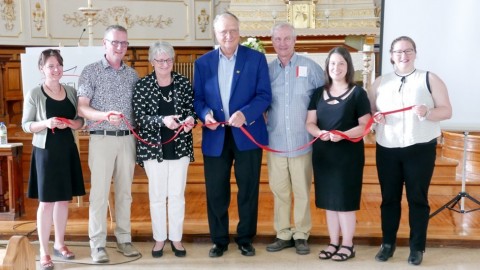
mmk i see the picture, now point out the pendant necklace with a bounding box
[395,69,416,92]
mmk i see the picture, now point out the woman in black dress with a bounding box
[21,49,85,270]
[306,47,371,261]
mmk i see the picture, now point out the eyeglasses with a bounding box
[392,49,415,56]
[217,29,239,37]
[105,39,129,48]
[153,58,173,65]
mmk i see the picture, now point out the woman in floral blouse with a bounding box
[133,41,196,258]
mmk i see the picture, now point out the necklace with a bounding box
[158,86,173,103]
[395,69,416,92]
[44,83,62,94]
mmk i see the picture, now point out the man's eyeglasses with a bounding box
[153,58,173,65]
[105,39,129,48]
[217,29,239,37]
[392,49,415,56]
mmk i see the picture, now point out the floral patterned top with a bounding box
[133,71,196,167]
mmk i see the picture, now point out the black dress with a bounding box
[308,86,370,211]
[27,87,85,202]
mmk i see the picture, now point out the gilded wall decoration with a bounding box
[197,8,209,33]
[32,2,44,31]
[1,0,16,31]
[63,6,173,29]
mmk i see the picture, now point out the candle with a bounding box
[88,0,92,7]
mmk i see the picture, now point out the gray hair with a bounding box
[213,12,239,31]
[104,25,128,38]
[148,41,175,62]
[271,22,296,39]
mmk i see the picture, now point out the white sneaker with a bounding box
[117,242,140,257]
[91,247,109,263]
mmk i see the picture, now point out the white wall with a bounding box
[382,0,480,131]
[21,47,104,95]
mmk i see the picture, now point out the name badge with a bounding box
[296,66,307,77]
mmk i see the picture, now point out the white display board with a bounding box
[382,0,480,131]
[21,46,105,95]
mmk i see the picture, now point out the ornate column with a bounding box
[78,0,101,46]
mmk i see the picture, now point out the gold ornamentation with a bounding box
[32,2,44,31]
[1,0,16,31]
[197,8,209,33]
[63,6,173,29]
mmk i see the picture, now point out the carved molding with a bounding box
[63,6,173,29]
[31,2,45,31]
[197,8,210,33]
[1,0,16,31]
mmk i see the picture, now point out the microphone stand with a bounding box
[429,131,480,218]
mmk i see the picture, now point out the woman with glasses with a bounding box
[22,49,85,270]
[133,41,196,258]
[368,36,452,266]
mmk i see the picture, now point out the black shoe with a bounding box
[238,243,255,256]
[266,238,295,252]
[375,244,396,262]
[209,244,228,258]
[408,250,423,265]
[151,242,164,258]
[171,242,186,257]
[294,239,310,255]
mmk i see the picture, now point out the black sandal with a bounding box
[318,243,339,260]
[332,245,355,261]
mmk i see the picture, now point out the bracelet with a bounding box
[419,108,431,121]
[424,108,431,118]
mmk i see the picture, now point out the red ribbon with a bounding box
[51,117,72,134]
[86,106,415,152]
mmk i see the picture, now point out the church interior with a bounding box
[0,0,479,269]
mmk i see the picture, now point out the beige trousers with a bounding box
[88,134,136,248]
[267,152,313,240]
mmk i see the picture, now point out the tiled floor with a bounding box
[29,241,479,269]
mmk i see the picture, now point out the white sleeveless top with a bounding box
[375,69,440,148]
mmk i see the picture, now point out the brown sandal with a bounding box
[318,243,339,260]
[53,246,75,259]
[40,255,54,270]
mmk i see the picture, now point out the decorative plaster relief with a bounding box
[195,0,211,40]
[32,2,45,31]
[63,6,173,29]
[198,8,209,32]
[1,0,16,31]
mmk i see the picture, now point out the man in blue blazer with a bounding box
[193,12,272,258]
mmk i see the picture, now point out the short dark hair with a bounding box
[324,47,355,89]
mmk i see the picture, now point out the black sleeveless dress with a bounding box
[308,86,370,211]
[27,87,85,202]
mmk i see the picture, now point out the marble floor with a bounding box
[26,241,479,270]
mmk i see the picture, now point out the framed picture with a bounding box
[287,1,316,29]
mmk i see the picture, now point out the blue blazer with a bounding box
[193,45,272,157]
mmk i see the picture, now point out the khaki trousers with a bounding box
[88,134,136,248]
[267,152,313,240]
